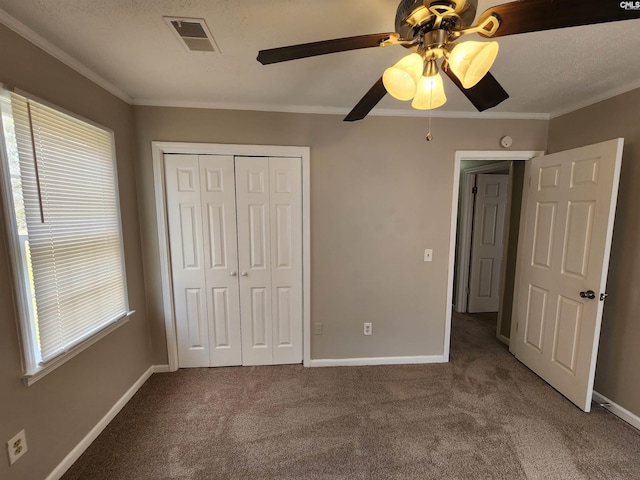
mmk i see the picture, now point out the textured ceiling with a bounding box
[1,0,640,118]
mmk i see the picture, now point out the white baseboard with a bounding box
[308,355,446,368]
[46,364,161,480]
[153,364,171,373]
[593,391,640,431]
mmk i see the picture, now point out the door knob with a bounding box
[241,271,248,276]
[230,271,237,276]
[580,290,596,300]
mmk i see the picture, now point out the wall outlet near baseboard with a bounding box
[7,430,27,465]
[363,322,372,336]
[313,322,323,335]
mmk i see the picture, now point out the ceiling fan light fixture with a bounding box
[411,72,447,110]
[382,52,424,101]
[447,41,499,89]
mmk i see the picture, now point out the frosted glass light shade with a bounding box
[382,53,424,101]
[448,41,499,89]
[411,73,447,110]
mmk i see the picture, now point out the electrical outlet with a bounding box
[313,322,323,335]
[7,430,27,465]
[363,322,372,336]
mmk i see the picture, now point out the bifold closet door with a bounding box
[235,156,303,365]
[165,154,242,367]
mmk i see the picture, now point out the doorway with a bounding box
[455,161,514,345]
[444,150,543,360]
[446,142,623,412]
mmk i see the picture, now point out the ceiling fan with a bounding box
[257,0,640,121]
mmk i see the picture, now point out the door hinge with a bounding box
[472,186,478,194]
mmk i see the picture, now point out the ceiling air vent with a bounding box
[164,17,220,53]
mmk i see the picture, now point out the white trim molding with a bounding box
[23,313,133,386]
[445,150,545,361]
[46,365,158,480]
[133,97,551,121]
[5,4,637,123]
[0,8,131,103]
[592,391,640,432]
[309,355,446,368]
[151,142,311,371]
[549,78,640,119]
[454,160,513,314]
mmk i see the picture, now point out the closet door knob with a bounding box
[241,271,248,276]
[230,271,237,276]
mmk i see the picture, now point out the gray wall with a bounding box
[548,88,640,419]
[17,11,640,479]
[0,24,153,480]
[133,106,548,362]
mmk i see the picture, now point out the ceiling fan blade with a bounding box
[257,33,396,65]
[478,0,640,38]
[442,63,509,112]
[344,77,387,122]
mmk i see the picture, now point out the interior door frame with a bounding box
[445,150,544,360]
[455,161,513,314]
[152,141,311,371]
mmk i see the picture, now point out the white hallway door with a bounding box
[165,154,303,368]
[511,139,623,412]
[468,174,509,313]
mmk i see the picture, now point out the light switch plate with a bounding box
[424,249,433,262]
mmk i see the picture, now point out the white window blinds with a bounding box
[9,92,128,365]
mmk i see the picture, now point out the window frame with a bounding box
[0,86,133,386]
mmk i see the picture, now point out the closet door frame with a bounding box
[152,142,311,372]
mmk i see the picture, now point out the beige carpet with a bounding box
[62,312,640,479]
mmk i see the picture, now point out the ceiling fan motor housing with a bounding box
[395,0,478,41]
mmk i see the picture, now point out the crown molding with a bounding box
[0,8,132,104]
[550,80,640,119]
[3,6,637,121]
[133,98,550,121]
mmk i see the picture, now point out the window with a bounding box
[0,89,130,384]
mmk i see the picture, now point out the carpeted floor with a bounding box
[62,312,640,479]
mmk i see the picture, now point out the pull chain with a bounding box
[426,80,434,141]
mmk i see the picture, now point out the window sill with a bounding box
[21,310,136,387]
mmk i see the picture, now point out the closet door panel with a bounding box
[167,153,304,368]
[236,156,273,365]
[270,157,303,364]
[200,155,242,366]
[165,155,209,367]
